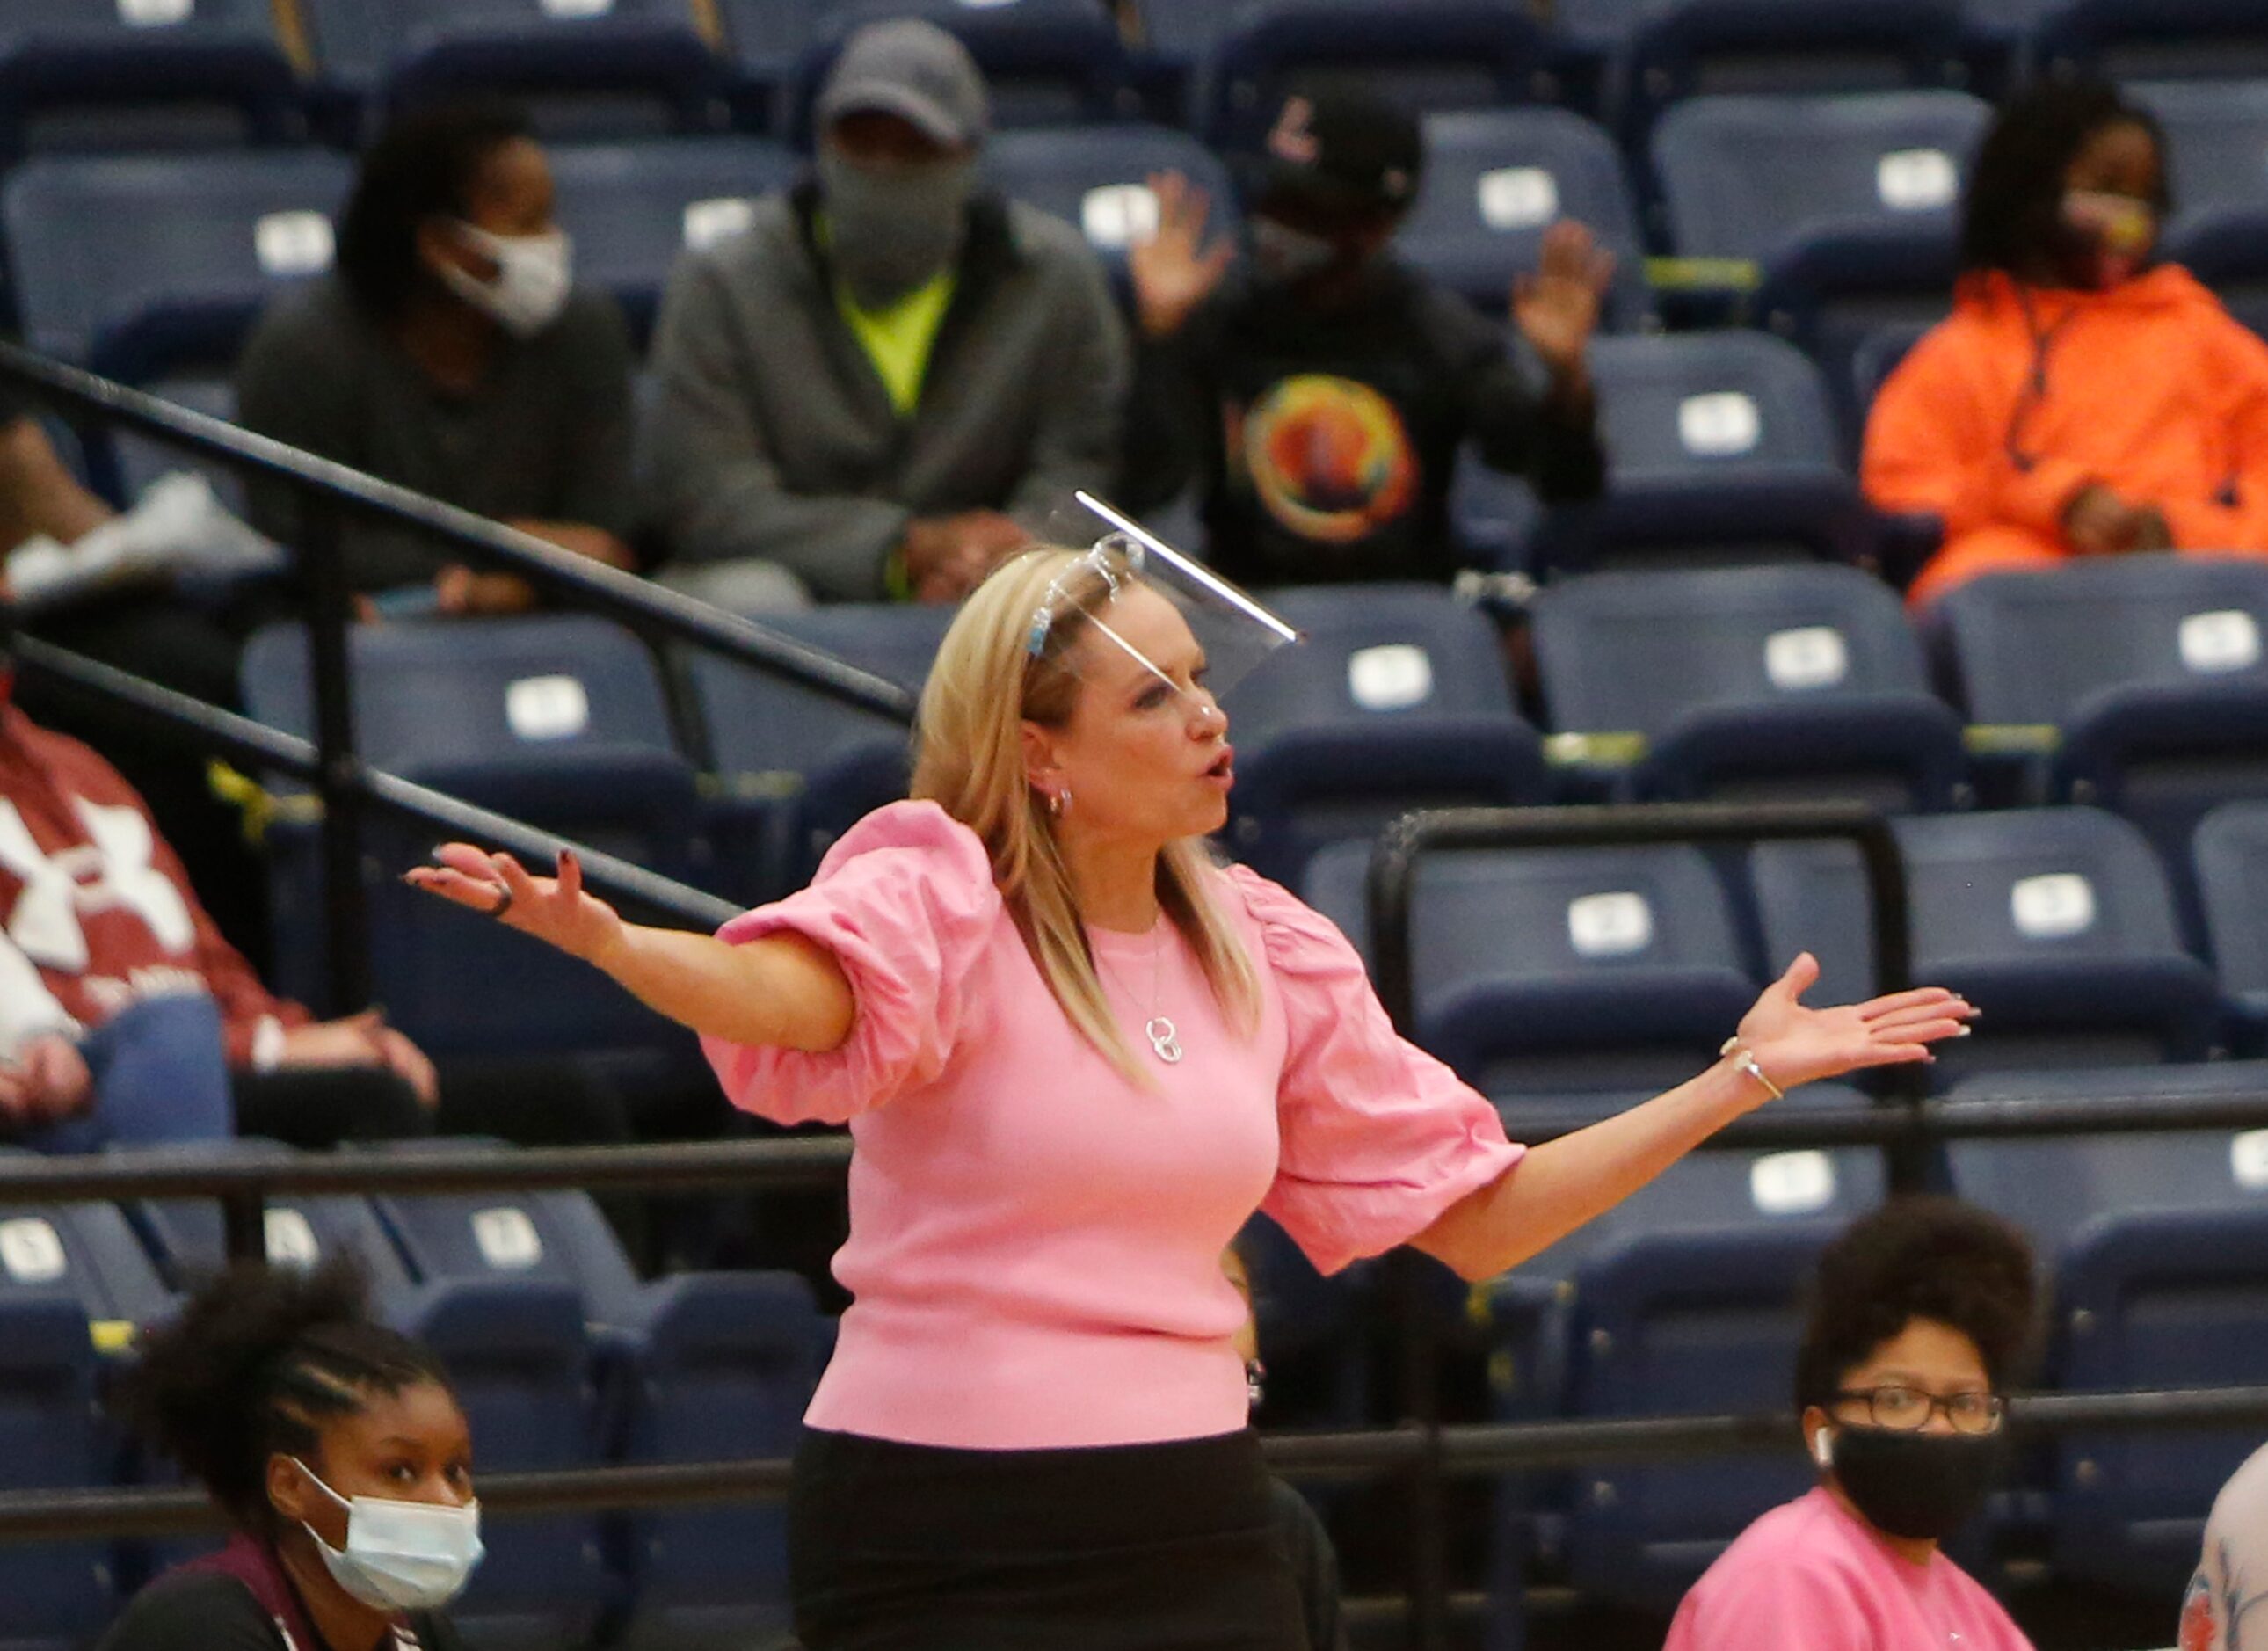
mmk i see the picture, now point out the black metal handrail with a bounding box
[5,1385,2264,1544]
[0,345,916,1006]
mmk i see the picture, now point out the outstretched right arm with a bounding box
[404,845,854,1053]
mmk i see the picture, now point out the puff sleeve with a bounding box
[701,801,1002,1124]
[1232,867,1526,1276]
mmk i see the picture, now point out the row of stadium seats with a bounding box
[227,557,2268,1092]
[0,1138,821,1651]
[2,0,2264,159]
[3,1124,2261,1649]
[11,84,2268,497]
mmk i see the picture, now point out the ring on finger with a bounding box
[489,884,514,920]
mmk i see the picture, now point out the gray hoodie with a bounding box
[641,183,1129,601]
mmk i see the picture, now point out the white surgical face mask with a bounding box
[293,1458,484,1613]
[438,222,573,338]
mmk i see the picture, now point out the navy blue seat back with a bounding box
[0,1276,113,1651]
[2134,80,2268,236]
[302,0,720,140]
[2035,0,2268,83]
[124,1143,415,1296]
[1221,584,1545,886]
[0,0,298,161]
[1395,107,1650,329]
[550,136,799,345]
[1568,331,1868,570]
[1938,557,2268,944]
[241,616,707,1051]
[2196,801,2268,1044]
[1561,1222,1843,1610]
[1532,564,1964,809]
[683,603,945,898]
[984,122,1234,295]
[2,149,353,376]
[1619,0,1970,155]
[1651,91,1988,266]
[1755,809,2223,1082]
[1203,0,1550,146]
[0,1151,175,1334]
[1306,838,1757,1099]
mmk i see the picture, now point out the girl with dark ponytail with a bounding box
[97,1258,480,1651]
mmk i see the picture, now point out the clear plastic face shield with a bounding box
[1027,492,1301,720]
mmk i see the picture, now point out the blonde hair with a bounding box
[911,547,1261,1080]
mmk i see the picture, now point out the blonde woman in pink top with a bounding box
[409,538,1976,1650]
[1667,1197,2039,1651]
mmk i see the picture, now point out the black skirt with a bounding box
[789,1427,1312,1650]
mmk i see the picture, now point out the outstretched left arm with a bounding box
[1410,955,1973,1281]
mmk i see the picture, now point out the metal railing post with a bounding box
[299,503,370,1014]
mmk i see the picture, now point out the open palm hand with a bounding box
[403,844,625,967]
[1735,954,1975,1094]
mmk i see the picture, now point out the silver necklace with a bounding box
[1101,924,1182,1064]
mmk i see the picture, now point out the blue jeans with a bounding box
[23,992,235,1154]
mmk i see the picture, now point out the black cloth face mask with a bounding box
[1816,1424,2003,1542]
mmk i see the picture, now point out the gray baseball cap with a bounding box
[816,18,990,149]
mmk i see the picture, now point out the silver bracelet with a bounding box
[1719,1036,1785,1101]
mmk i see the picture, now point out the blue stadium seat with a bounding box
[1653,91,1986,439]
[365,1160,824,1649]
[682,602,948,901]
[240,616,709,1057]
[1202,0,1552,148]
[984,122,1235,296]
[1530,564,1966,809]
[1617,0,1971,157]
[768,0,1135,142]
[1934,556,2268,948]
[2132,79,2268,234]
[0,1149,176,1335]
[1,149,353,376]
[121,1141,417,1296]
[1394,107,1651,330]
[1945,1118,2268,1596]
[0,0,299,162]
[2193,801,2268,1050]
[298,0,722,142]
[0,1271,113,1651]
[550,135,798,346]
[1558,1220,1850,1610]
[1751,810,2228,1088]
[2034,0,2268,83]
[1456,330,1870,576]
[1303,838,1760,1109]
[1220,584,1548,887]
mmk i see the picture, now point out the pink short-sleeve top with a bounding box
[702,800,1525,1450]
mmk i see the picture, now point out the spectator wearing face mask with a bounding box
[1865,79,2268,610]
[236,101,637,617]
[1665,1197,2039,1651]
[1124,85,1609,588]
[98,1257,481,1651]
[640,19,1129,608]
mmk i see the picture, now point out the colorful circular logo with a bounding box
[1241,375,1418,544]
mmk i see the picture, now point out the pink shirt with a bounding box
[1666,1487,2034,1651]
[701,801,1523,1450]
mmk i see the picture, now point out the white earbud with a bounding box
[1811,1429,1835,1471]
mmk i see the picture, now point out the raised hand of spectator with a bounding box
[903,511,1029,604]
[1129,171,1233,342]
[0,1033,92,1128]
[1512,221,1613,389]
[405,845,628,969]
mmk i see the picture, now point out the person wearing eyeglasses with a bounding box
[1666,1196,2039,1650]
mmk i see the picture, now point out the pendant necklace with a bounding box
[1103,924,1183,1064]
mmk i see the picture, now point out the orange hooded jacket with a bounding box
[1861,265,2268,607]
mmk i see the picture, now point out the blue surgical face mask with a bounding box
[292,1458,484,1612]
